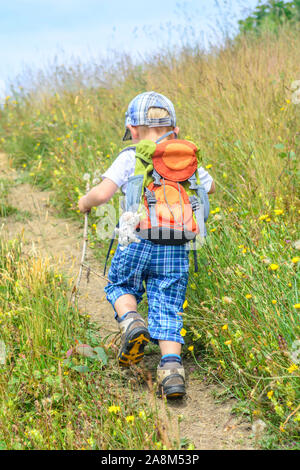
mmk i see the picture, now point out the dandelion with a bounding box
[292,257,300,264]
[267,390,274,399]
[180,328,187,337]
[108,405,120,414]
[245,294,252,299]
[183,300,188,309]
[273,209,284,216]
[293,304,300,309]
[205,164,212,169]
[188,345,194,352]
[287,363,298,374]
[211,207,220,214]
[210,228,216,232]
[272,300,277,305]
[258,214,269,221]
[126,415,135,423]
[269,264,279,271]
[224,340,232,346]
[222,324,228,330]
[82,173,90,182]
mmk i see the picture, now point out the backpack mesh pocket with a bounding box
[125,175,144,212]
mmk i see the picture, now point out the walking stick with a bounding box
[70,176,112,305]
[71,179,90,304]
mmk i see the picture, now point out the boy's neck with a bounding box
[135,130,175,144]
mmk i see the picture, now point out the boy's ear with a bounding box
[127,124,139,141]
[174,126,179,137]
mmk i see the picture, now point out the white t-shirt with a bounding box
[102,148,213,194]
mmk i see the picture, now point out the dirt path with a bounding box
[0,152,255,450]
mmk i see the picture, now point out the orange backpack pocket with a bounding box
[152,140,198,182]
[138,180,199,243]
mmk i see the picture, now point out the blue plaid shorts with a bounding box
[104,239,190,344]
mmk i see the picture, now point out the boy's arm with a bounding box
[78,178,119,213]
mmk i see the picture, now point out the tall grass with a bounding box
[0,25,299,448]
[0,239,178,450]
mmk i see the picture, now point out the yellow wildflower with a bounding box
[205,164,212,169]
[180,328,187,337]
[273,209,284,216]
[126,415,135,423]
[222,324,228,330]
[245,294,252,299]
[211,207,220,214]
[224,340,232,346]
[108,405,120,414]
[188,345,194,352]
[183,300,188,309]
[258,214,269,221]
[269,264,279,271]
[292,257,300,264]
[287,363,298,374]
[267,390,274,399]
[294,304,300,309]
[272,300,277,305]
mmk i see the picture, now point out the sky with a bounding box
[0,0,261,96]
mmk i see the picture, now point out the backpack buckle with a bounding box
[145,188,158,227]
[152,169,162,186]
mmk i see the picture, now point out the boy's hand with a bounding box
[78,195,91,213]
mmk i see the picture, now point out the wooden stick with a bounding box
[71,181,90,304]
[81,263,112,283]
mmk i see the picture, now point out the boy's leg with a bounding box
[104,241,152,366]
[146,244,189,398]
[113,293,150,366]
[159,340,181,356]
[114,293,137,318]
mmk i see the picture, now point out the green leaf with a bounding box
[71,365,90,373]
[93,347,108,365]
[274,143,285,150]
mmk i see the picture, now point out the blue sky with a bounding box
[0,0,260,95]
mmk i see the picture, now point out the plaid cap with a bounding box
[123,91,176,141]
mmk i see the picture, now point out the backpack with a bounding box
[104,135,210,273]
[124,136,209,243]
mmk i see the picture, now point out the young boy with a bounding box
[78,91,215,398]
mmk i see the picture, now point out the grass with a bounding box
[0,238,180,450]
[0,24,299,449]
